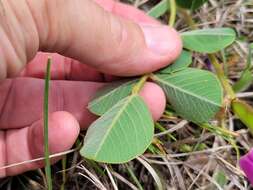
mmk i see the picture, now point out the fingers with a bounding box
[20,52,105,81]
[39,0,182,76]
[140,82,166,121]
[2,0,182,78]
[0,78,166,129]
[0,111,79,177]
[0,82,166,177]
[20,52,120,82]
[0,78,101,129]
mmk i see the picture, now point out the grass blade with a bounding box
[44,58,52,190]
[136,157,163,190]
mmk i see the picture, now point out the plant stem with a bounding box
[132,74,150,94]
[168,0,176,27]
[44,58,52,190]
[177,8,197,30]
[208,54,236,100]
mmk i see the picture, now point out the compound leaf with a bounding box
[153,68,223,123]
[81,95,154,163]
[159,50,192,74]
[88,80,137,116]
[181,28,236,53]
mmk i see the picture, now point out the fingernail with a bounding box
[139,24,181,56]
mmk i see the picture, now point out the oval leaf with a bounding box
[153,68,223,123]
[181,28,236,53]
[159,50,192,74]
[81,95,154,163]
[88,80,137,116]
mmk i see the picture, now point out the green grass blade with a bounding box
[125,164,144,190]
[233,44,253,92]
[136,157,163,190]
[44,58,52,190]
[60,156,67,190]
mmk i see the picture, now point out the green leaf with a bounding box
[181,28,236,53]
[213,170,228,188]
[176,0,208,11]
[88,80,137,116]
[148,0,170,18]
[191,0,208,11]
[159,50,192,74]
[153,68,223,123]
[176,0,192,9]
[232,99,253,134]
[233,70,253,92]
[81,95,154,163]
[233,44,253,92]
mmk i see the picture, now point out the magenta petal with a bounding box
[240,150,253,184]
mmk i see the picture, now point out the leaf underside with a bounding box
[154,68,223,123]
[159,50,192,74]
[181,28,236,53]
[81,95,154,163]
[88,80,137,116]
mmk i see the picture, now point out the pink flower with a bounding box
[240,149,253,184]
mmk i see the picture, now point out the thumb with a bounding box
[2,0,182,77]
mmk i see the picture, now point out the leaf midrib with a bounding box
[92,95,136,158]
[154,75,222,107]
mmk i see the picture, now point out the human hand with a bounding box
[0,0,182,177]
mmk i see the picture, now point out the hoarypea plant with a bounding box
[79,27,236,163]
[78,3,253,186]
[40,1,253,188]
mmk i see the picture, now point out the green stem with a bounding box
[44,58,53,190]
[168,0,176,27]
[132,74,150,94]
[208,54,236,100]
[178,8,197,30]
[125,164,144,190]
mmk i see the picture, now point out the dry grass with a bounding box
[1,0,253,189]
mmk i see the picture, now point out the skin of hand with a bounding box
[0,0,182,177]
